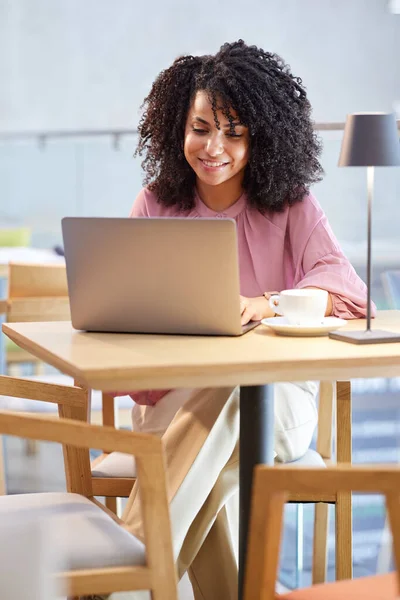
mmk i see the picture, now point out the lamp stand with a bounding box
[330,166,400,344]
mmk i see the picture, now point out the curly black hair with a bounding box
[136,39,323,212]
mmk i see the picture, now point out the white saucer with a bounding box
[261,316,347,337]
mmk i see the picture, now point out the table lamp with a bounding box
[329,112,400,344]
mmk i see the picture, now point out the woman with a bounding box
[119,40,371,600]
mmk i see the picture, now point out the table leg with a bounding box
[239,384,275,599]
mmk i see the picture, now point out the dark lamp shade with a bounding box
[338,112,400,167]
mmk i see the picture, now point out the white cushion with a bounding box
[91,448,326,480]
[0,515,62,600]
[92,452,136,478]
[0,373,132,412]
[0,492,145,570]
[282,448,326,467]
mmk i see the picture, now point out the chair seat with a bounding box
[279,572,397,599]
[0,492,145,570]
[91,447,325,480]
[285,449,326,467]
[0,373,133,412]
[92,451,136,478]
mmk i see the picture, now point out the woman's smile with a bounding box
[198,158,230,171]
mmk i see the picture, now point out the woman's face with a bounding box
[184,90,249,189]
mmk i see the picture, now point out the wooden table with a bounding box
[4,310,400,598]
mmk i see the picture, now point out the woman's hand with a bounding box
[240,295,276,325]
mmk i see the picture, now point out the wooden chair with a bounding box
[4,262,71,376]
[0,263,132,512]
[244,464,400,600]
[305,380,352,584]
[3,262,69,377]
[0,407,177,599]
[90,380,353,584]
[377,271,400,573]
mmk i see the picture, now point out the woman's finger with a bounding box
[241,305,254,325]
[240,300,248,315]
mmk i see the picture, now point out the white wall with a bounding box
[0,0,399,252]
[1,0,400,129]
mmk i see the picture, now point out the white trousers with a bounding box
[120,382,318,600]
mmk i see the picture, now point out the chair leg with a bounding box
[60,382,92,496]
[102,393,115,428]
[105,496,117,514]
[335,491,352,580]
[312,503,329,584]
[102,394,118,515]
[335,381,353,580]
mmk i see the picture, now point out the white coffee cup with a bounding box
[269,289,328,326]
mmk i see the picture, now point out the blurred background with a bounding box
[1,0,400,592]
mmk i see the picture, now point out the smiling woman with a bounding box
[118,40,371,600]
[183,91,249,212]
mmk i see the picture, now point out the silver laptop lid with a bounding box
[62,217,243,335]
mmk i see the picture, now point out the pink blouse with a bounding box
[115,187,373,405]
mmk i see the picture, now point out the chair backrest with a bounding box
[0,405,178,600]
[6,263,70,322]
[381,270,400,309]
[244,465,400,600]
[315,381,334,460]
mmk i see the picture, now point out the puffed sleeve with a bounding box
[289,193,375,319]
[129,187,151,217]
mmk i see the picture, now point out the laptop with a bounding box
[61,217,259,336]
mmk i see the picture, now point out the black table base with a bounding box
[239,384,275,598]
